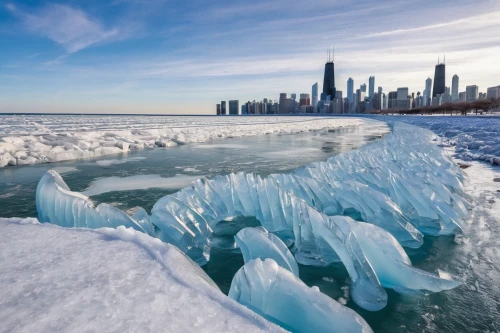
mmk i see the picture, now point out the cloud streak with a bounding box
[7,3,119,53]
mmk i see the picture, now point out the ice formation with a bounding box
[0,115,360,167]
[35,122,466,311]
[36,170,146,232]
[229,258,373,333]
[235,227,299,276]
[0,218,284,333]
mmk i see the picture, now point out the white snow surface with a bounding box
[0,115,361,167]
[0,218,284,333]
[376,116,500,165]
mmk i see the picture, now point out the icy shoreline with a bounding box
[0,115,361,168]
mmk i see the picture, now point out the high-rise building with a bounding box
[221,101,226,115]
[312,83,318,106]
[299,93,311,106]
[452,75,459,101]
[347,78,354,103]
[459,92,466,102]
[397,87,410,109]
[241,104,247,115]
[279,93,294,114]
[378,86,383,95]
[466,85,479,102]
[487,86,500,99]
[432,62,446,98]
[216,104,221,115]
[321,60,336,102]
[424,77,432,106]
[368,76,375,99]
[291,93,296,101]
[360,84,366,93]
[388,91,397,109]
[228,100,239,115]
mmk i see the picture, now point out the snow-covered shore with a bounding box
[0,218,285,333]
[376,116,500,165]
[0,115,361,168]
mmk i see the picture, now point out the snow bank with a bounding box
[0,218,284,333]
[378,116,500,165]
[0,115,361,168]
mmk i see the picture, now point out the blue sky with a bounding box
[1,0,499,114]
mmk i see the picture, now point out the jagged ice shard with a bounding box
[235,227,299,276]
[229,258,373,333]
[36,123,466,311]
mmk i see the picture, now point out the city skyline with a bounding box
[1,0,500,114]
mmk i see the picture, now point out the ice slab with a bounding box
[82,174,202,196]
[235,227,299,276]
[0,218,284,333]
[229,258,373,333]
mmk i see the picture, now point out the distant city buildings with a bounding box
[216,53,497,116]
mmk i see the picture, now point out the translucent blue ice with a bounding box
[235,227,299,276]
[229,258,373,333]
[37,170,145,232]
[36,123,466,311]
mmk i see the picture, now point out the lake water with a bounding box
[1,116,499,333]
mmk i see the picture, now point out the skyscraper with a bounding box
[228,100,239,115]
[452,75,459,101]
[221,101,226,115]
[466,85,479,102]
[424,77,432,106]
[216,104,221,115]
[360,84,366,93]
[378,86,383,95]
[432,61,446,98]
[321,56,336,102]
[368,76,375,99]
[312,83,318,106]
[347,78,354,103]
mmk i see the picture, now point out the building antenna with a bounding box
[444,54,446,64]
[333,45,335,62]
[438,56,440,65]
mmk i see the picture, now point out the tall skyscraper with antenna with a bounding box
[432,56,446,98]
[321,46,336,102]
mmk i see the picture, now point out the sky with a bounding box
[1,0,500,114]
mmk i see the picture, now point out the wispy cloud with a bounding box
[7,3,119,54]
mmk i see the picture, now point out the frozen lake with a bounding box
[1,115,499,333]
